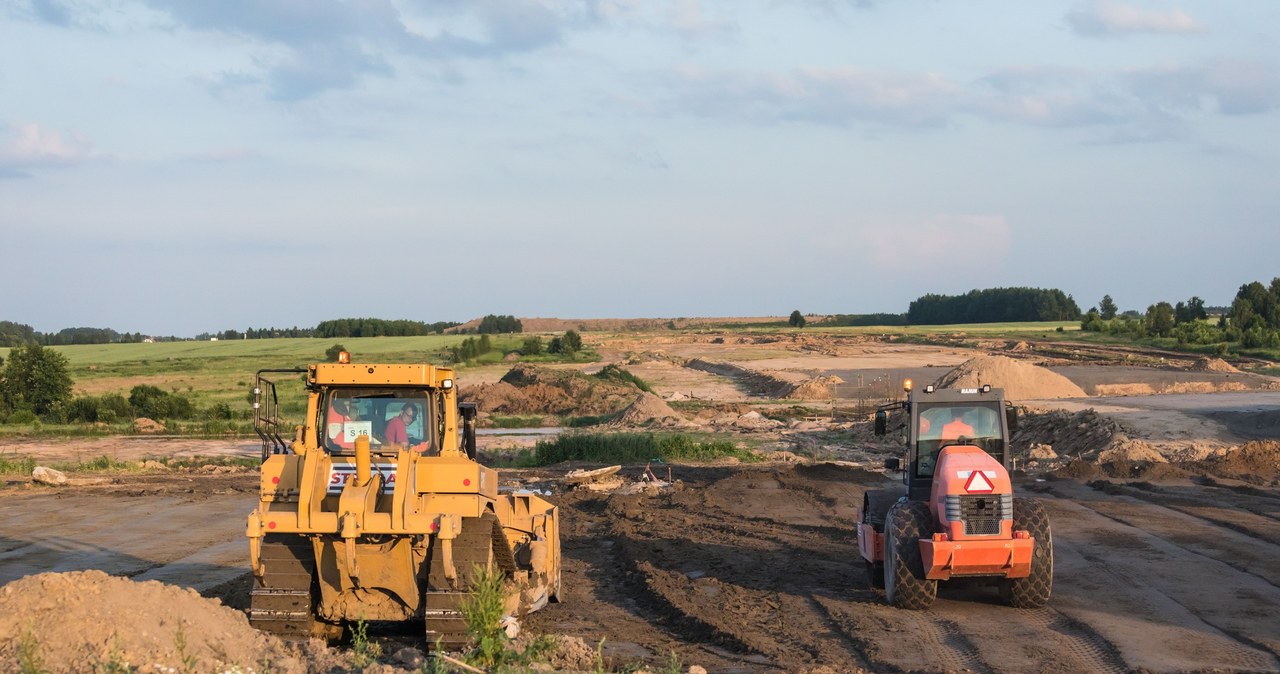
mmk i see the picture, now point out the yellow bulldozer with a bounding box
[246,352,561,647]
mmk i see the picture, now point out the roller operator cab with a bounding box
[857,382,1052,609]
[247,354,561,648]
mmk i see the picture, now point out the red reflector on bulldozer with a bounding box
[1013,530,1030,539]
[932,533,949,542]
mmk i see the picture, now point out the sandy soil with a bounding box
[3,334,1280,672]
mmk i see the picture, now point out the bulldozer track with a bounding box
[424,512,512,650]
[249,535,329,639]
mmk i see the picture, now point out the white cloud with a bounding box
[1066,1,1205,37]
[861,215,1012,270]
[0,122,93,176]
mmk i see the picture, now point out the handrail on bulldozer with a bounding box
[253,368,307,462]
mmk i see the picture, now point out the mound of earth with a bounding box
[462,364,646,417]
[934,355,1086,400]
[613,392,690,427]
[1204,440,1280,483]
[133,417,165,433]
[788,375,844,400]
[1096,438,1168,464]
[1011,408,1123,461]
[1191,357,1241,373]
[0,571,333,674]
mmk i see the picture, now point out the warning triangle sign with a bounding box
[964,471,995,494]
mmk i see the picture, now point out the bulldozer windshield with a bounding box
[324,388,432,454]
[914,402,1004,477]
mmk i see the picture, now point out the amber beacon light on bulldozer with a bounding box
[247,353,561,647]
[856,380,1052,609]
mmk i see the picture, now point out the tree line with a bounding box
[907,288,1081,325]
[1083,278,1280,350]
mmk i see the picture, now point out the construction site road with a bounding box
[3,457,1278,673]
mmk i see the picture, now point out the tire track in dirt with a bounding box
[899,612,994,674]
[602,472,882,669]
[1045,497,1280,672]
[1020,608,1128,674]
[1064,487,1280,591]
[1097,481,1280,531]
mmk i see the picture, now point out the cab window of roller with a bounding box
[914,402,1004,477]
[323,388,433,454]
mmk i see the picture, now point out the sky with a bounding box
[2,0,1278,337]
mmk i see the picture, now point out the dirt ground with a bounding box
[3,334,1280,673]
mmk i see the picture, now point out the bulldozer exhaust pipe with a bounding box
[355,434,371,486]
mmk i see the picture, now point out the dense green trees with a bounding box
[1098,295,1118,320]
[0,344,74,417]
[789,310,806,328]
[1226,279,1280,348]
[907,288,1081,324]
[1080,279,1280,350]
[1145,302,1175,338]
[549,330,582,356]
[0,321,39,347]
[476,315,522,334]
[314,318,458,338]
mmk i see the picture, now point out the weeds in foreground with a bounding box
[94,638,133,674]
[349,617,383,668]
[18,625,48,674]
[456,564,555,671]
[0,455,38,476]
[458,564,511,669]
[174,622,197,674]
[593,637,607,674]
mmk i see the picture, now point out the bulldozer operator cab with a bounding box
[325,389,432,454]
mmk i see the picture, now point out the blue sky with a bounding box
[2,0,1277,337]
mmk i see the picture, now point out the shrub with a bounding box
[532,433,758,465]
[325,343,347,362]
[6,409,37,425]
[593,365,653,393]
[1,343,73,417]
[129,385,196,420]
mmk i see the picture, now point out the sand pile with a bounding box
[133,418,165,433]
[1096,438,1168,464]
[1191,357,1241,373]
[934,355,1086,400]
[613,392,690,427]
[0,571,328,674]
[789,375,844,400]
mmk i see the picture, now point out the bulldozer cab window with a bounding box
[914,403,1003,477]
[324,389,433,454]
